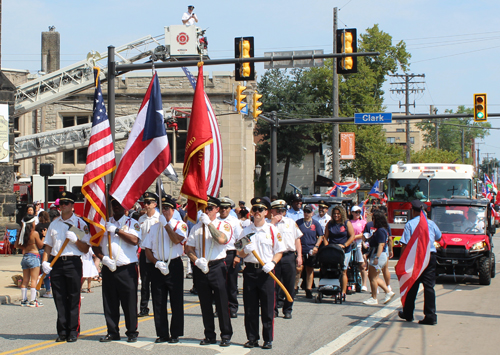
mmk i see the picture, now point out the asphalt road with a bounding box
[1,234,499,355]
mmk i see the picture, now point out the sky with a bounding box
[3,0,500,161]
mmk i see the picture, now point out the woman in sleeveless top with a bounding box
[15,214,44,307]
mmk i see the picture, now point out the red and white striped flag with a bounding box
[395,211,431,306]
[182,67,222,197]
[82,68,116,246]
[110,72,171,209]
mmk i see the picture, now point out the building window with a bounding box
[396,128,405,132]
[61,115,90,165]
[410,137,415,144]
[166,113,189,165]
[386,137,395,144]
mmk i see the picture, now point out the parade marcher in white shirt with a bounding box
[269,199,302,319]
[218,197,242,318]
[237,197,286,350]
[92,197,140,343]
[186,196,233,347]
[182,5,198,25]
[137,192,160,318]
[144,194,188,344]
[42,191,91,343]
[312,200,332,234]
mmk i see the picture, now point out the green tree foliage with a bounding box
[410,147,460,164]
[416,105,490,162]
[479,157,500,180]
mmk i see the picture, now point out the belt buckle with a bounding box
[61,255,67,261]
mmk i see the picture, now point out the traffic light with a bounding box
[252,91,263,120]
[236,84,247,113]
[474,93,487,122]
[235,37,255,81]
[336,28,357,74]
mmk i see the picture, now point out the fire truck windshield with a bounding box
[429,179,471,199]
[389,179,428,202]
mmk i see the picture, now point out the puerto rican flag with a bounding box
[326,185,338,197]
[395,210,431,307]
[369,180,381,198]
[334,181,360,195]
[110,73,171,209]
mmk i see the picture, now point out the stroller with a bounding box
[314,244,345,304]
[346,249,363,294]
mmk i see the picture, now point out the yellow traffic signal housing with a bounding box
[235,37,255,81]
[336,28,357,74]
[474,93,487,122]
[252,91,263,119]
[236,84,247,113]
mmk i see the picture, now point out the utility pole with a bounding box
[389,73,425,163]
[332,7,340,183]
[461,128,465,163]
[430,105,438,148]
[484,153,495,177]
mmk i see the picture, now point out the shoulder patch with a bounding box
[277,232,282,242]
[181,224,187,232]
[84,225,89,234]
[134,223,140,231]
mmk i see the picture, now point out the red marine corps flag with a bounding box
[82,68,116,246]
[181,64,215,222]
[395,210,431,306]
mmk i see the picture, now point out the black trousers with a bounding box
[193,259,232,340]
[274,251,296,315]
[243,265,275,342]
[225,250,239,314]
[403,253,437,321]
[102,263,139,338]
[139,249,152,312]
[51,256,82,338]
[150,257,184,339]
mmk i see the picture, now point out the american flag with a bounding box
[82,68,116,246]
[182,67,222,197]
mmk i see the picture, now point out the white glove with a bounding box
[42,261,52,274]
[195,258,209,274]
[102,256,117,272]
[243,242,256,255]
[200,213,211,226]
[155,261,169,275]
[65,231,78,244]
[106,222,117,234]
[263,261,275,273]
[159,215,168,227]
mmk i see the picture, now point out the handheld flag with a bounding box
[110,73,171,209]
[82,68,116,246]
[369,180,380,198]
[395,211,431,307]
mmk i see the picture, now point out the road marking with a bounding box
[120,338,251,354]
[310,297,402,355]
[0,302,199,355]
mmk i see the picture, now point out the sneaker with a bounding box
[384,291,395,304]
[361,286,368,292]
[387,285,392,292]
[20,299,29,307]
[42,292,53,298]
[363,297,378,305]
[29,300,44,308]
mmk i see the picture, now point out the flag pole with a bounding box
[157,177,164,261]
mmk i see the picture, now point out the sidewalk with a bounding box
[0,254,101,304]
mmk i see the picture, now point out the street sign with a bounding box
[354,112,392,124]
[264,50,324,69]
[234,99,248,115]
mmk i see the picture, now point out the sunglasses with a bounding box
[206,206,216,212]
[59,201,72,206]
[252,206,266,213]
[144,201,156,205]
[352,211,361,214]
[220,206,230,210]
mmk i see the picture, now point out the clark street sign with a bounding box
[354,112,392,124]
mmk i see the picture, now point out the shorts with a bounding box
[354,241,364,262]
[21,253,41,270]
[302,253,316,268]
[369,252,388,271]
[342,251,351,270]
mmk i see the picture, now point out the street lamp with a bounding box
[255,164,262,180]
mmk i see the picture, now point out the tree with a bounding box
[410,148,460,164]
[416,105,491,164]
[479,157,500,180]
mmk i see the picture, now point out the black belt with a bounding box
[59,255,81,261]
[283,251,295,256]
[245,262,263,269]
[208,258,224,266]
[226,250,237,254]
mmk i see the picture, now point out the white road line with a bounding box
[119,337,250,354]
[310,297,402,355]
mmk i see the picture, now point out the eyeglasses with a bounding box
[252,206,266,213]
[59,201,72,206]
[206,206,215,212]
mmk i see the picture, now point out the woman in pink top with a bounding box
[349,206,368,292]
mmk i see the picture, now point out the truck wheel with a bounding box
[491,253,496,279]
[478,256,492,285]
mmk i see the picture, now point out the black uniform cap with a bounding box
[143,192,159,203]
[207,196,221,207]
[160,194,176,209]
[251,197,271,210]
[318,200,329,208]
[291,193,303,202]
[59,191,77,203]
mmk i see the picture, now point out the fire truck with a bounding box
[386,163,477,248]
